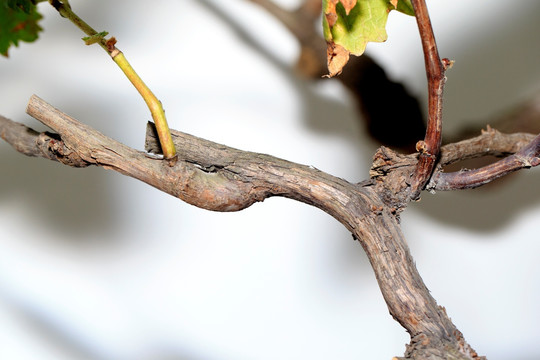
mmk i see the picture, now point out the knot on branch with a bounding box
[370,147,418,212]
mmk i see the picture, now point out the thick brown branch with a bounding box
[409,0,446,198]
[0,95,484,359]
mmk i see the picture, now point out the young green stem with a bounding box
[48,0,177,160]
[111,49,176,159]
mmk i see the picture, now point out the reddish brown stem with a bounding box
[409,0,446,199]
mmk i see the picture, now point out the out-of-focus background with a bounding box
[1,1,540,359]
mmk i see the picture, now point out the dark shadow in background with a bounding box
[196,0,384,158]
[198,0,426,152]
[0,140,117,242]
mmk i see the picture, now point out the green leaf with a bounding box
[0,0,43,57]
[4,0,44,13]
[323,0,414,76]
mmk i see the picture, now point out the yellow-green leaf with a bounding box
[323,0,414,76]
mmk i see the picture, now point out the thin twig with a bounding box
[429,132,540,190]
[409,0,447,199]
[438,127,536,166]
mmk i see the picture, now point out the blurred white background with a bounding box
[1,1,540,359]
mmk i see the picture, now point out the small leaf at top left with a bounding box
[0,1,43,57]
